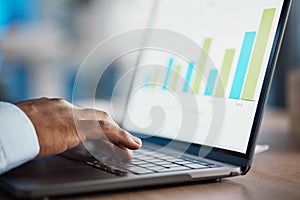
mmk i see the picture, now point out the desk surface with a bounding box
[1,109,300,200]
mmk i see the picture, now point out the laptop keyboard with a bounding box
[84,148,220,176]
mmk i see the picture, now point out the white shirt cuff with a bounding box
[0,102,40,174]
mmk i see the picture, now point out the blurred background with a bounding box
[0,0,299,108]
[0,0,153,104]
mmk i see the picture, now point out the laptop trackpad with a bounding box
[0,155,118,187]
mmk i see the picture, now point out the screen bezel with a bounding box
[121,0,292,171]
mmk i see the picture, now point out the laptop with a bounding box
[0,0,291,199]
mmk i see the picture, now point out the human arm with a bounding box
[0,98,142,174]
[16,97,142,158]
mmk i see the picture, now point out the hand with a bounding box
[16,97,142,159]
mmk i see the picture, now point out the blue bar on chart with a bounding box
[182,61,195,92]
[163,58,174,90]
[229,31,256,99]
[204,69,218,96]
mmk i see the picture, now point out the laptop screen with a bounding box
[122,0,285,154]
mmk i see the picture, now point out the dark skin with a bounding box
[16,97,142,159]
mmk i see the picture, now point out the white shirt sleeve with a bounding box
[0,102,40,175]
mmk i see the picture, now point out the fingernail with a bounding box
[132,136,142,146]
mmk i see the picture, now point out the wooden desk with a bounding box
[1,109,300,200]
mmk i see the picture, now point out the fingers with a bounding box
[75,120,142,149]
[75,119,142,150]
[99,120,142,150]
[75,119,140,164]
[74,108,142,150]
[88,140,133,163]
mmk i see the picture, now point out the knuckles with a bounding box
[37,97,67,105]
[101,111,109,118]
[51,98,66,103]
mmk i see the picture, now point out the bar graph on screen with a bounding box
[143,8,276,102]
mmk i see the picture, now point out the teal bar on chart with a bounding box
[229,31,256,99]
[182,62,194,92]
[163,58,174,90]
[204,69,218,96]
